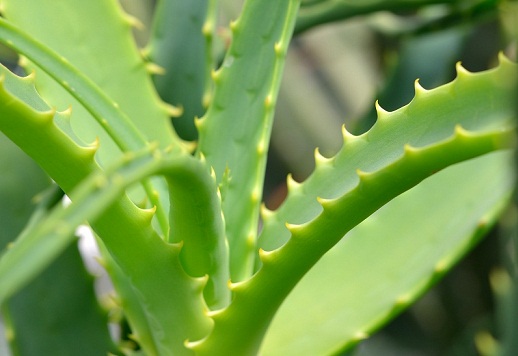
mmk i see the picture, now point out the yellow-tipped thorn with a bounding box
[58,105,73,118]
[414,79,427,96]
[341,124,357,143]
[395,294,411,306]
[260,203,274,219]
[285,221,306,235]
[18,55,29,68]
[434,258,449,273]
[286,173,301,192]
[162,102,183,117]
[264,94,273,109]
[123,13,145,30]
[274,41,285,56]
[211,69,221,82]
[454,124,471,138]
[375,100,390,119]
[202,92,212,109]
[314,147,332,166]
[353,331,369,341]
[251,186,261,204]
[229,19,239,31]
[202,20,213,36]
[145,62,166,76]
[403,143,419,156]
[455,61,470,76]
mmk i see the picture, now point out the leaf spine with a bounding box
[285,221,306,236]
[455,61,470,77]
[374,100,390,120]
[264,94,274,109]
[228,278,247,293]
[341,125,357,143]
[194,116,205,130]
[314,147,332,167]
[145,62,166,76]
[395,294,411,306]
[198,152,207,164]
[355,168,370,181]
[211,68,222,83]
[202,19,213,36]
[121,13,144,30]
[18,55,29,68]
[210,166,217,180]
[39,108,56,126]
[250,185,261,204]
[258,248,278,264]
[453,124,471,139]
[260,203,274,220]
[229,19,239,32]
[274,41,286,57]
[316,196,336,211]
[353,331,369,341]
[22,71,36,84]
[138,206,157,226]
[202,92,212,109]
[434,258,449,273]
[286,173,301,193]
[403,143,419,156]
[413,79,427,97]
[161,101,182,117]
[185,336,207,350]
[81,137,100,161]
[257,140,266,156]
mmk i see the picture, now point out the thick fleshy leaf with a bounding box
[261,150,513,355]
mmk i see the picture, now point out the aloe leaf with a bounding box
[295,0,450,34]
[0,59,213,354]
[1,0,185,156]
[196,0,301,282]
[189,57,516,355]
[0,64,99,193]
[148,0,211,140]
[261,150,513,355]
[259,56,517,252]
[0,17,147,154]
[0,144,231,354]
[0,18,174,233]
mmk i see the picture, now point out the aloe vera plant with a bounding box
[0,0,516,355]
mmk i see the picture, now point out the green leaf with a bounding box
[261,150,513,355]
[1,0,186,156]
[148,0,212,140]
[196,0,301,282]
[295,0,453,34]
[0,144,232,354]
[191,56,516,355]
